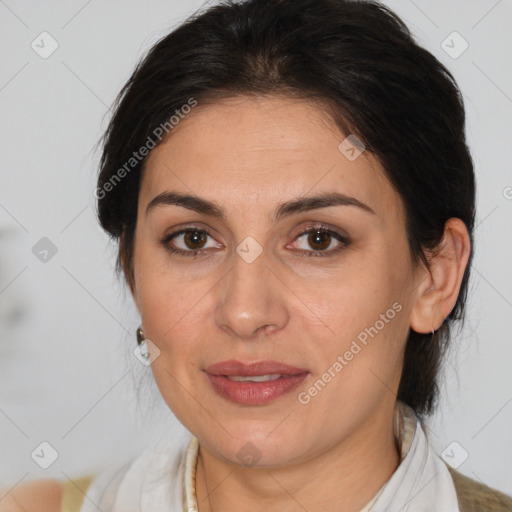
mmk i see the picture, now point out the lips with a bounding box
[204,359,308,377]
[204,360,310,406]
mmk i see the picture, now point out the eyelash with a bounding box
[160,223,350,259]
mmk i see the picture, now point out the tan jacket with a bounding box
[446,465,512,511]
[61,465,512,512]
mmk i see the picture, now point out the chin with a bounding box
[201,427,307,468]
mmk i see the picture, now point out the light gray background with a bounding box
[1,0,511,498]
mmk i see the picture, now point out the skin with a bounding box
[0,479,62,512]
[126,95,470,512]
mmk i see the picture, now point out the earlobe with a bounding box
[409,218,471,334]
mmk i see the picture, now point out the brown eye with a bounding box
[184,230,208,249]
[307,231,332,251]
[292,226,350,257]
[162,228,222,256]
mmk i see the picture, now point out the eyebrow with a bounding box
[145,191,376,221]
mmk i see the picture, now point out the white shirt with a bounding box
[81,401,460,512]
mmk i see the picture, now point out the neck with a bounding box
[195,403,401,512]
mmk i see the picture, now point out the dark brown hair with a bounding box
[96,0,475,417]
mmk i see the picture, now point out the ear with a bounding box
[409,217,471,333]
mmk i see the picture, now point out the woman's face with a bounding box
[131,95,424,467]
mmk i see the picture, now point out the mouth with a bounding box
[204,360,310,406]
[225,374,283,382]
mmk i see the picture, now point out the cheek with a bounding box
[303,255,408,395]
[133,246,201,352]
[298,288,407,421]
[316,290,406,381]
[138,275,207,355]
[313,256,402,337]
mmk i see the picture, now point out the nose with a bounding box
[214,250,290,340]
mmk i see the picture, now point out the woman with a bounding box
[4,0,511,510]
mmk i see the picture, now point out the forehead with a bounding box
[140,95,402,222]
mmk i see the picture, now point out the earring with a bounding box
[136,326,145,346]
[136,325,151,362]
